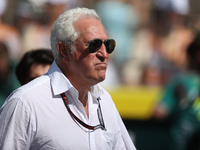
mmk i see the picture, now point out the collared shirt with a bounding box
[0,61,136,150]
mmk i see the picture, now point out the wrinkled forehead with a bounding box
[74,18,108,41]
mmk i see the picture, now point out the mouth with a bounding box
[95,62,107,69]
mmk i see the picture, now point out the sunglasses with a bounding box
[74,39,116,54]
[61,93,106,131]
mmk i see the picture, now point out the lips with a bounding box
[95,62,107,67]
[95,62,107,70]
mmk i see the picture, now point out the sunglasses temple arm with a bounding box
[97,99,106,130]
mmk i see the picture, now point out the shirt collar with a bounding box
[47,61,104,98]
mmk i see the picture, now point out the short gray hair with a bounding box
[50,7,101,60]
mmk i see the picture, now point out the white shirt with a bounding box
[0,61,136,150]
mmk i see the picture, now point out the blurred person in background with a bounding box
[153,32,200,150]
[16,49,54,85]
[153,0,192,68]
[0,42,20,107]
[122,0,192,87]
[0,0,22,62]
[20,0,73,53]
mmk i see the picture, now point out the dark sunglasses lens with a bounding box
[105,39,115,54]
[88,40,102,53]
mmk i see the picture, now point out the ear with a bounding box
[57,42,70,63]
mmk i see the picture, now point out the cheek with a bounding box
[79,54,95,69]
[80,60,94,73]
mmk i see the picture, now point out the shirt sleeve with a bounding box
[0,98,34,150]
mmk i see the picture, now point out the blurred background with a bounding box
[1,0,200,149]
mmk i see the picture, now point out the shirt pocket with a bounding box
[101,130,118,150]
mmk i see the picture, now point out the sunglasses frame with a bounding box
[73,39,116,54]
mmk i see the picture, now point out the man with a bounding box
[0,7,136,150]
[16,49,54,85]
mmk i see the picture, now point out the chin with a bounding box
[91,70,106,84]
[94,76,105,84]
[99,77,105,82]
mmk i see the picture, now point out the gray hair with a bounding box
[50,7,101,60]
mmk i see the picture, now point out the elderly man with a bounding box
[0,7,136,150]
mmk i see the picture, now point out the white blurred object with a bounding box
[0,0,7,16]
[154,0,189,15]
[28,0,45,7]
[172,0,189,15]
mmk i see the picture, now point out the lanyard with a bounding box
[61,93,106,131]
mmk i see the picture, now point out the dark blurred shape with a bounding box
[153,32,200,150]
[0,42,20,106]
[16,49,54,85]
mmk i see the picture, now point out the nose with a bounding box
[96,43,109,58]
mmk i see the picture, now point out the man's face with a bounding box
[68,18,110,87]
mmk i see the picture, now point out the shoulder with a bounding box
[3,74,50,107]
[99,87,118,113]
[97,85,113,103]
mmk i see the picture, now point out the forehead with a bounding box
[74,18,108,41]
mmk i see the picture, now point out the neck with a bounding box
[79,90,89,117]
[56,60,91,117]
[79,90,89,105]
